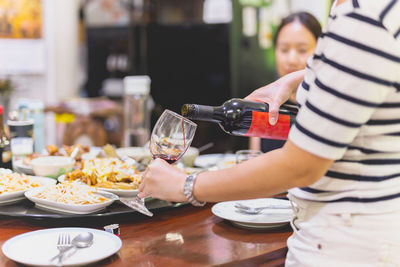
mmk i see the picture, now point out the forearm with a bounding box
[193,140,333,203]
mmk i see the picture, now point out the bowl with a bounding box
[30,156,75,179]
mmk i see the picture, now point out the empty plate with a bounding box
[2,227,122,266]
[212,198,293,229]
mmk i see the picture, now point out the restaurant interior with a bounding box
[0,0,334,266]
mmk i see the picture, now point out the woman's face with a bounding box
[275,21,317,77]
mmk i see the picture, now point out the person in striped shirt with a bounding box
[140,0,400,265]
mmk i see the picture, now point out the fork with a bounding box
[234,202,292,214]
[50,233,72,266]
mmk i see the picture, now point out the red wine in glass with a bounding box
[151,141,184,164]
[152,154,180,164]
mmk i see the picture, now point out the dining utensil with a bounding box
[51,233,72,266]
[2,227,122,267]
[212,199,294,229]
[71,232,94,248]
[24,187,118,215]
[0,176,56,206]
[120,197,153,217]
[234,202,292,215]
[30,156,75,178]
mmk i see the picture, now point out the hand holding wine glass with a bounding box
[150,109,197,164]
[138,110,197,202]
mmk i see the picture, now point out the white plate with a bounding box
[2,227,122,266]
[13,159,35,175]
[58,175,139,198]
[24,188,119,214]
[0,176,56,205]
[211,198,293,229]
[194,153,236,168]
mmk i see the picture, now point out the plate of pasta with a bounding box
[59,158,142,197]
[0,169,56,205]
[24,182,119,214]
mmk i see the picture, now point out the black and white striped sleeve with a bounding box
[289,8,400,160]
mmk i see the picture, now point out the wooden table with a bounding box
[0,204,292,266]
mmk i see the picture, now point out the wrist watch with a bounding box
[184,171,206,207]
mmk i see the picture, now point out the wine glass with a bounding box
[150,109,197,164]
[131,110,196,217]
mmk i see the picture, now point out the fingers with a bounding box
[244,94,258,101]
[244,85,271,102]
[137,191,148,199]
[138,167,148,193]
[138,158,165,197]
[268,102,280,125]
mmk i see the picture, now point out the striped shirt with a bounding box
[288,0,400,213]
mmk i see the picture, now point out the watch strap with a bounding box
[184,171,206,207]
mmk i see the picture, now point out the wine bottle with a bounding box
[181,98,297,140]
[0,105,12,169]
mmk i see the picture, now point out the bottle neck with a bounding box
[280,103,298,115]
[182,104,223,123]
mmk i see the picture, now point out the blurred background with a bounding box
[0,0,332,154]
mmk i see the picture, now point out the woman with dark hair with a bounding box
[275,12,322,76]
[250,11,322,152]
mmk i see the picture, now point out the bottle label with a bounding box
[245,111,290,140]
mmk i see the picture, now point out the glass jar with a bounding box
[123,76,151,147]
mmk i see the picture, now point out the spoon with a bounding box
[234,202,292,215]
[72,232,93,248]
